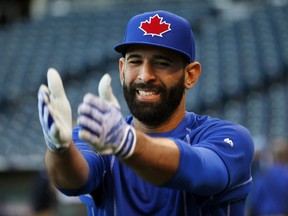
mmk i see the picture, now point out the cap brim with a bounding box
[114,42,192,62]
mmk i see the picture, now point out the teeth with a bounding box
[138,90,157,96]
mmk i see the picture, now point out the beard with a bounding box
[123,74,185,126]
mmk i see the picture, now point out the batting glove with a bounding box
[92,73,120,155]
[38,68,72,152]
[77,74,136,159]
[98,73,120,108]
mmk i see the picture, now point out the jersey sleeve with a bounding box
[196,123,254,199]
[164,140,229,196]
[164,121,254,200]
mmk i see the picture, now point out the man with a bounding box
[38,10,254,215]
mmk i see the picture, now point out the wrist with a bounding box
[44,135,71,153]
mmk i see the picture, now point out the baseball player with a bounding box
[38,10,254,215]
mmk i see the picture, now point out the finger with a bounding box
[45,99,69,140]
[45,105,55,130]
[38,101,54,137]
[38,85,50,104]
[38,85,52,124]
[77,115,102,136]
[47,68,66,99]
[78,129,102,146]
[82,93,109,113]
[77,102,103,122]
[38,89,47,120]
[98,73,112,100]
[98,74,120,108]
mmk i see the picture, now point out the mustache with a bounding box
[129,82,165,92]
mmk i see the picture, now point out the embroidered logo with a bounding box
[139,14,171,37]
[224,138,234,147]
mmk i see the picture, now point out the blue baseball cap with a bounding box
[114,10,196,62]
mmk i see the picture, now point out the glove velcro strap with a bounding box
[115,126,136,159]
[47,142,67,153]
[44,133,68,153]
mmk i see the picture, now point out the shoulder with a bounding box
[194,113,251,137]
[186,112,251,139]
[186,112,254,157]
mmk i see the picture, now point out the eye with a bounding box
[128,59,142,65]
[155,60,170,67]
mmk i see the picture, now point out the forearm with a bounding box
[122,131,180,185]
[45,142,89,190]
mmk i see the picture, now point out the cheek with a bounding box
[122,69,138,85]
[164,73,184,87]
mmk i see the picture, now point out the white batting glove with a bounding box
[92,73,120,155]
[38,68,72,152]
[77,74,136,159]
[98,73,120,108]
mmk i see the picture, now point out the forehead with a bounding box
[125,44,183,60]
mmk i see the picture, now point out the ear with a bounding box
[184,61,201,89]
[119,57,125,85]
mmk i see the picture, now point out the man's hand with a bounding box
[98,73,120,108]
[77,74,136,159]
[38,68,72,152]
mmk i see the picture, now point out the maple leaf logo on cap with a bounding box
[139,14,171,37]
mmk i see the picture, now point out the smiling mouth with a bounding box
[137,90,158,96]
[136,89,160,101]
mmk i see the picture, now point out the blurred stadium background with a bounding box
[0,0,287,215]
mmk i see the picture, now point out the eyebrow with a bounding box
[126,53,174,63]
[126,53,141,60]
[153,55,174,63]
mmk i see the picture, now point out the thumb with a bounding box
[47,68,66,99]
[98,73,120,108]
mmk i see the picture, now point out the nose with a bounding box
[138,61,156,83]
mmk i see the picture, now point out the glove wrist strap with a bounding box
[44,134,69,153]
[115,126,136,159]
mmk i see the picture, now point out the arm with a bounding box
[45,143,89,189]
[38,68,89,190]
[123,133,228,195]
[123,133,180,185]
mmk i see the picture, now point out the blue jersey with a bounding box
[60,112,254,216]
